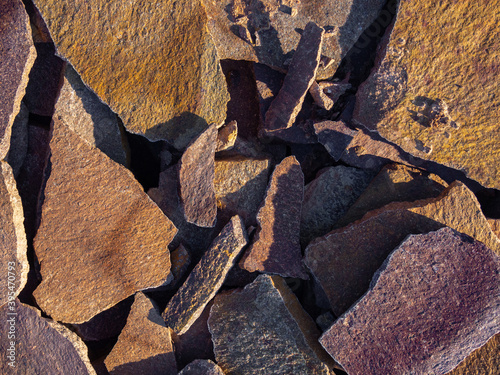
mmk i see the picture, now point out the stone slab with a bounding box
[309,81,350,111]
[179,360,224,375]
[216,120,238,152]
[448,333,500,375]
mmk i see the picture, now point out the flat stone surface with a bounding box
[353,0,500,189]
[300,165,372,247]
[488,219,500,239]
[33,118,177,323]
[0,162,28,307]
[208,274,336,375]
[264,22,324,133]
[0,299,96,374]
[54,64,128,166]
[7,101,28,177]
[448,333,500,375]
[163,216,248,335]
[179,360,224,375]
[216,120,238,152]
[179,124,218,228]
[309,81,350,111]
[320,228,500,375]
[240,156,307,279]
[34,0,229,148]
[0,0,36,160]
[314,121,357,161]
[105,292,177,375]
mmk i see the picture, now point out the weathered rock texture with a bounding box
[33,119,177,323]
[309,81,351,111]
[353,0,500,189]
[163,216,248,335]
[240,156,307,279]
[0,0,36,160]
[216,120,238,152]
[7,102,29,177]
[34,0,229,148]
[208,275,337,374]
[179,360,224,375]
[320,228,500,375]
[488,219,500,240]
[104,292,177,375]
[448,333,500,375]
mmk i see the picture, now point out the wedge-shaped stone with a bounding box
[208,274,337,375]
[34,0,229,148]
[240,156,307,279]
[0,162,28,307]
[105,292,177,375]
[320,228,500,375]
[448,333,500,375]
[33,118,177,323]
[353,0,500,189]
[179,360,224,375]
[216,120,238,152]
[163,216,248,335]
[0,0,36,160]
[0,300,96,374]
[488,219,500,240]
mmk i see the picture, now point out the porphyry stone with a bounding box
[54,64,128,166]
[179,124,217,228]
[264,22,324,133]
[448,333,500,375]
[216,120,238,152]
[33,118,178,323]
[34,0,229,148]
[488,219,500,240]
[309,81,351,111]
[319,228,500,375]
[104,292,177,375]
[7,101,29,177]
[0,0,36,160]
[0,299,96,374]
[0,162,28,307]
[300,165,372,247]
[163,216,248,335]
[179,360,224,375]
[240,156,307,279]
[208,274,337,375]
[353,0,500,189]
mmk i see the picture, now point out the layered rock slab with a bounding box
[179,360,224,375]
[353,0,500,189]
[448,333,500,375]
[320,228,500,375]
[33,118,177,323]
[34,0,229,148]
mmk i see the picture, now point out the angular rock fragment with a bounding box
[163,216,248,335]
[34,0,229,148]
[300,165,372,247]
[353,0,500,189]
[488,219,500,240]
[255,63,285,126]
[0,0,36,160]
[314,121,356,161]
[166,244,191,290]
[179,124,217,228]
[264,22,324,133]
[0,300,96,374]
[216,120,238,152]
[33,118,177,323]
[105,293,177,375]
[7,101,29,177]
[179,360,224,375]
[208,275,337,374]
[240,156,307,279]
[0,162,28,307]
[448,333,500,375]
[320,228,500,375]
[309,81,351,111]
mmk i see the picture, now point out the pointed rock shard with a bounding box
[179,124,218,228]
[33,118,177,323]
[353,0,500,189]
[208,275,337,375]
[313,121,357,161]
[216,120,238,152]
[0,300,96,374]
[240,156,307,279]
[0,162,28,307]
[0,0,36,160]
[448,333,500,375]
[163,216,248,335]
[104,293,177,375]
[309,81,351,111]
[320,228,500,375]
[264,22,324,133]
[33,0,229,148]
[179,360,224,375]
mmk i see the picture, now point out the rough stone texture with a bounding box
[179,360,224,375]
[179,124,218,228]
[448,333,500,375]
[353,0,500,189]
[0,162,28,307]
[54,64,128,166]
[166,244,191,290]
[255,63,285,127]
[34,0,229,149]
[214,156,271,226]
[7,101,29,177]
[0,0,36,160]
[208,275,337,375]
[264,22,324,133]
[309,81,351,111]
[335,163,448,228]
[320,228,500,375]
[0,300,96,374]
[306,181,500,316]
[314,121,357,161]
[240,156,307,279]
[104,292,177,375]
[33,118,177,323]
[300,165,372,247]
[163,216,248,335]
[216,120,238,152]
[488,218,500,240]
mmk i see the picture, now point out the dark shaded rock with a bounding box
[7,101,28,177]
[165,244,191,291]
[309,81,351,111]
[216,120,238,152]
[313,121,356,161]
[179,360,224,375]
[254,62,285,127]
